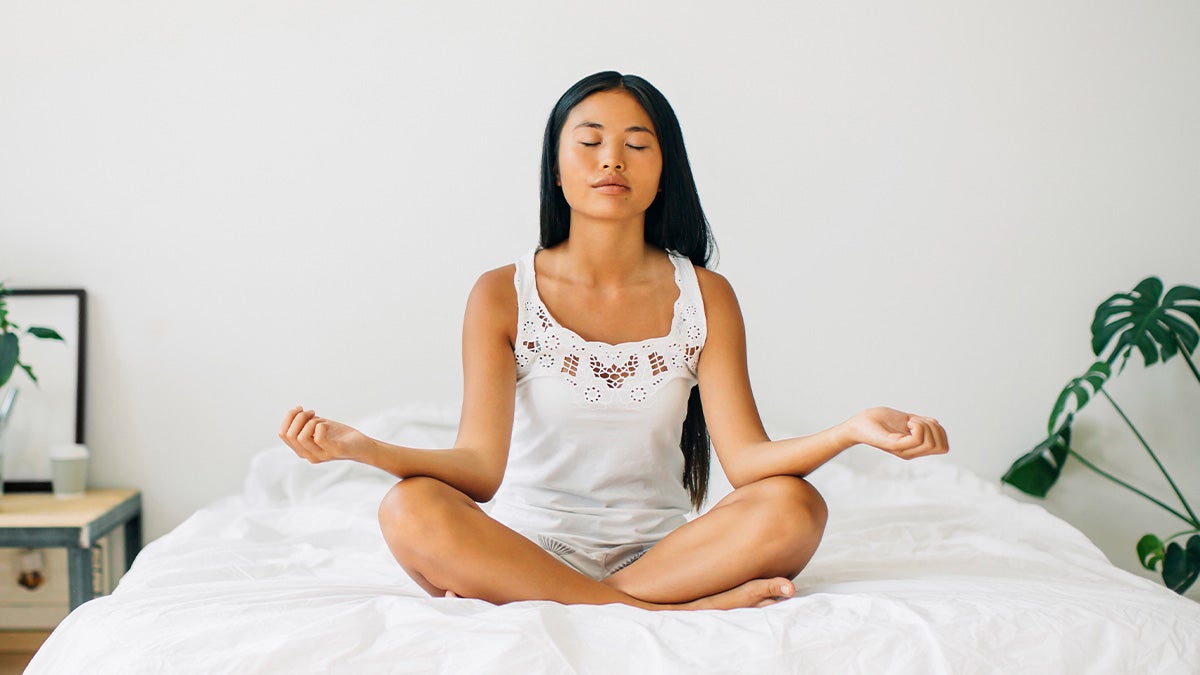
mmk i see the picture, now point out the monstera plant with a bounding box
[1003,277,1200,594]
[0,282,65,388]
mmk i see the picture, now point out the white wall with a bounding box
[3,1,1198,585]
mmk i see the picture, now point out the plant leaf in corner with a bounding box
[26,326,64,341]
[1161,534,1200,594]
[1047,363,1109,435]
[1137,534,1164,572]
[0,332,19,389]
[1002,424,1071,498]
[1092,277,1200,373]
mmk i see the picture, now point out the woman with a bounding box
[279,71,949,611]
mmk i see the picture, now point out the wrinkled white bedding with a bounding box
[28,406,1200,674]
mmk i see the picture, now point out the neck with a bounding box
[556,214,657,286]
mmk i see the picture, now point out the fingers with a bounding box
[289,409,316,439]
[299,414,321,443]
[931,418,949,453]
[896,417,931,458]
[897,416,949,459]
[278,406,327,463]
[902,417,926,449]
[279,406,303,437]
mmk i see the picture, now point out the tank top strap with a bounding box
[512,248,551,376]
[667,251,707,372]
[513,247,538,316]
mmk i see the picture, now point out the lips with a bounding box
[592,175,629,189]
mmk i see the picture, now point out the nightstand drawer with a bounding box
[0,489,141,615]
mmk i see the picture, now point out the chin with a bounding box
[572,200,655,221]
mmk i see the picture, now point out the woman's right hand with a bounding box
[278,406,371,464]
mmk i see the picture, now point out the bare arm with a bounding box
[279,266,518,503]
[694,270,949,489]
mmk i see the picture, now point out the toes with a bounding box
[759,578,794,604]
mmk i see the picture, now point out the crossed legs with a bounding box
[377,475,827,611]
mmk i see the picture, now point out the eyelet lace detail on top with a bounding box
[513,249,706,407]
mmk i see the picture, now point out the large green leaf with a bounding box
[1002,424,1072,498]
[0,332,19,389]
[1047,362,1110,435]
[1162,534,1200,594]
[1092,277,1200,373]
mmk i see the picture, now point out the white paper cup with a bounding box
[50,443,90,499]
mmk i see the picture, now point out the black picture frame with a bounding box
[1,288,87,493]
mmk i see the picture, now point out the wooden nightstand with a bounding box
[0,489,141,610]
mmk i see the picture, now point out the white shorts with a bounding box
[524,532,652,581]
[486,500,674,581]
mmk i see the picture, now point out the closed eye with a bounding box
[579,142,599,147]
[627,144,647,150]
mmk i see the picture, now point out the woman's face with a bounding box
[556,89,663,226]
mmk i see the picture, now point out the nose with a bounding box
[602,156,624,171]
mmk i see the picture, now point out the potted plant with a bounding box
[1003,276,1200,594]
[0,281,66,494]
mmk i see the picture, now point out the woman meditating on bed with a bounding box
[278,71,949,611]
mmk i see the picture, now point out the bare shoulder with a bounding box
[472,264,517,301]
[465,264,518,343]
[693,266,742,317]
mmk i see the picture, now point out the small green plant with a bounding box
[1003,277,1200,594]
[0,282,66,388]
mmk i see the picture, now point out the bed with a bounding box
[26,404,1200,673]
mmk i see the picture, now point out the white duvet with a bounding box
[28,406,1200,674]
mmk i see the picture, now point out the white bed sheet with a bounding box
[28,405,1200,674]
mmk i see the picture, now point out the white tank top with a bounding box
[489,248,708,553]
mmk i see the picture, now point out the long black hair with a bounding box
[538,71,715,510]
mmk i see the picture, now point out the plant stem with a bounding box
[1165,528,1200,542]
[1178,336,1200,387]
[1100,390,1199,525]
[1067,448,1198,528]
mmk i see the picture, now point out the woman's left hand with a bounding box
[843,407,949,459]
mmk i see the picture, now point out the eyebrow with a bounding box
[572,121,656,136]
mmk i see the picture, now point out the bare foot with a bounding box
[680,578,795,610]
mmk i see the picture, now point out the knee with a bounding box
[377,477,458,550]
[743,476,828,567]
[754,475,827,530]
